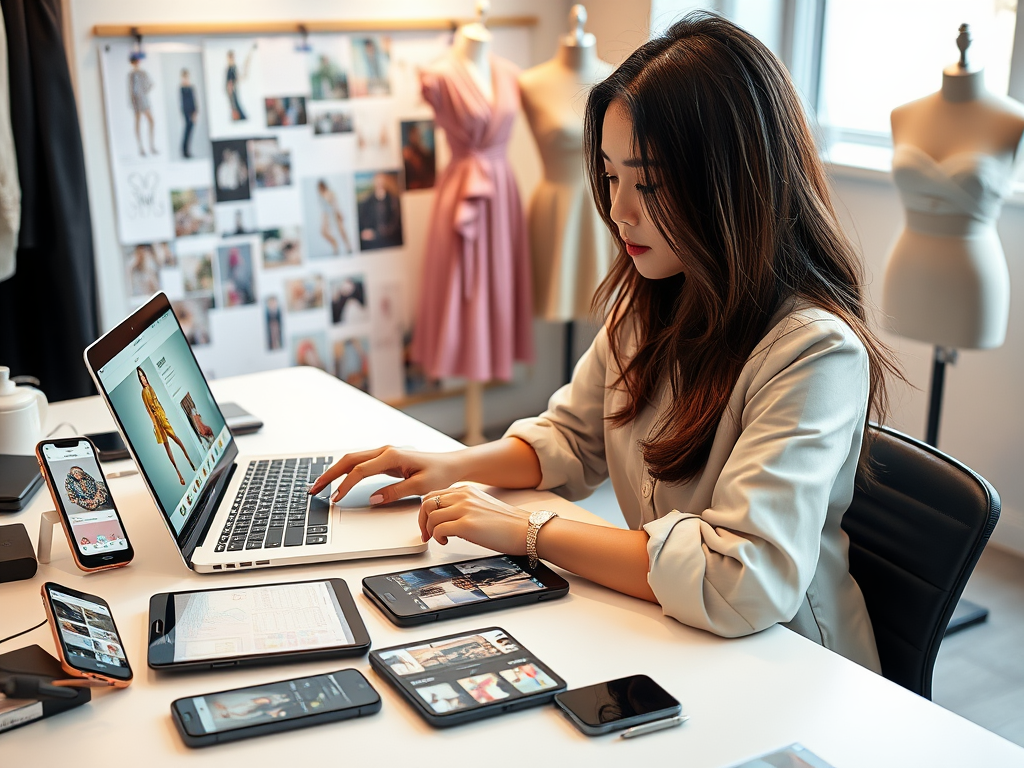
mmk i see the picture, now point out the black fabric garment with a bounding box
[0,0,98,401]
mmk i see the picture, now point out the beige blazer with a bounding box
[506,305,881,672]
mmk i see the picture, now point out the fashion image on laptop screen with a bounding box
[96,308,231,536]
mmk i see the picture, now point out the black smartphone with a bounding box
[554,674,681,735]
[147,578,371,671]
[369,626,566,728]
[170,668,380,747]
[83,430,130,462]
[41,582,133,687]
[219,402,263,435]
[35,437,135,571]
[362,554,570,626]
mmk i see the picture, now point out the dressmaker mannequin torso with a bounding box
[519,8,614,322]
[884,27,1024,349]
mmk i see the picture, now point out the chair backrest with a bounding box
[841,423,1000,699]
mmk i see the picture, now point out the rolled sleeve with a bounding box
[644,318,869,637]
[504,327,611,501]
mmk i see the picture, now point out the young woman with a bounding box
[310,13,897,671]
[138,367,196,485]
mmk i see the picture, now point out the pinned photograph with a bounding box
[202,39,261,138]
[180,253,214,294]
[160,50,211,161]
[128,50,159,157]
[171,187,214,237]
[261,227,303,268]
[212,138,251,202]
[355,171,402,251]
[216,243,256,307]
[329,275,367,325]
[99,41,170,166]
[352,100,399,170]
[172,297,213,346]
[334,337,369,393]
[292,332,328,371]
[249,138,292,188]
[123,242,175,298]
[401,120,436,190]
[311,106,354,135]
[216,202,257,237]
[350,36,391,97]
[499,664,558,694]
[284,274,325,312]
[309,47,350,100]
[302,175,357,257]
[265,96,307,127]
[416,683,467,714]
[264,295,284,350]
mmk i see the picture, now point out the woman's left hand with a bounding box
[419,485,530,555]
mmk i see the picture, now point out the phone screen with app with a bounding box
[41,439,129,558]
[45,583,133,683]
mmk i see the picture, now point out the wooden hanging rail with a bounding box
[92,17,538,38]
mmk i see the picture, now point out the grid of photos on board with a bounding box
[100,33,447,402]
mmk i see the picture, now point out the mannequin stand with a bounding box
[37,510,63,564]
[563,321,575,385]
[464,381,486,446]
[925,345,990,634]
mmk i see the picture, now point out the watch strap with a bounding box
[526,510,557,569]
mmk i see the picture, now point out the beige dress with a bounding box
[506,303,881,671]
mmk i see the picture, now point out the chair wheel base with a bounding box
[944,599,989,636]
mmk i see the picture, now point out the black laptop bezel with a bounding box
[84,292,238,569]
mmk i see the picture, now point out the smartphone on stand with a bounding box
[171,669,380,747]
[554,674,681,735]
[41,582,133,687]
[35,437,134,571]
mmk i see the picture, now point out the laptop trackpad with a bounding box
[335,475,421,509]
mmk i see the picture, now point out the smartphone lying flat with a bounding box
[171,668,380,747]
[220,402,263,436]
[369,626,566,728]
[148,578,370,672]
[83,431,130,462]
[41,582,133,687]
[362,554,569,626]
[554,674,682,735]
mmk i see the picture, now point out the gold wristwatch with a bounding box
[526,510,557,569]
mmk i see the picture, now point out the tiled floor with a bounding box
[574,478,1024,747]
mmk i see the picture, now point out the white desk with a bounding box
[2,367,1022,766]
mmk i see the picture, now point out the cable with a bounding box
[0,619,47,645]
[45,422,78,438]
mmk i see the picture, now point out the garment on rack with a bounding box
[527,103,611,322]
[410,54,533,383]
[0,9,20,282]
[0,0,98,400]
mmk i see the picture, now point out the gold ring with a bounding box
[433,495,442,510]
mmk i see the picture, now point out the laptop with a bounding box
[84,292,427,573]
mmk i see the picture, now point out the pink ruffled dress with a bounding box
[411,54,534,382]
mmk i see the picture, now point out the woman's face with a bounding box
[601,101,681,280]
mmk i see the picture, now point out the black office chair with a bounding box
[841,423,1000,700]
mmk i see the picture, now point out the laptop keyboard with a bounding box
[214,456,333,553]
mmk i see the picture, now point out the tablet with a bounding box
[369,626,566,727]
[362,555,570,626]
[148,578,370,671]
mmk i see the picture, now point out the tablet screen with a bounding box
[373,628,564,717]
[169,581,354,663]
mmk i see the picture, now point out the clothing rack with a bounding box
[92,17,538,37]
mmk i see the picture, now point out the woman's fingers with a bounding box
[308,447,387,495]
[329,450,407,502]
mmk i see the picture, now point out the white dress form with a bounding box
[884,24,1024,446]
[519,6,614,325]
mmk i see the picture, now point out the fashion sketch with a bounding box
[226,46,256,122]
[317,179,353,255]
[138,366,196,485]
[129,52,157,156]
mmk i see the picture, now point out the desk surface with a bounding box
[2,367,1022,767]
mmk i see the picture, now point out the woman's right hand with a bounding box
[307,446,462,506]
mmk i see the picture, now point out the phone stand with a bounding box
[37,510,63,564]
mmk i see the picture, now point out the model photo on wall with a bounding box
[356,171,402,250]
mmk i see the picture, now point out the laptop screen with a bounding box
[95,307,232,537]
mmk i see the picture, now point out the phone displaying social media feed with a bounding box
[369,627,565,727]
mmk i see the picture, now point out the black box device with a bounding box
[0,523,37,583]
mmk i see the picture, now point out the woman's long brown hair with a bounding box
[584,12,901,484]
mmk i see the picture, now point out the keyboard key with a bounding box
[305,535,327,545]
[284,527,304,547]
[307,525,328,534]
[227,541,245,551]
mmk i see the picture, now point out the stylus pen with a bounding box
[105,470,138,479]
[619,714,690,739]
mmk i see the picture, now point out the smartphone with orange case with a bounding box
[35,436,134,571]
[41,582,133,687]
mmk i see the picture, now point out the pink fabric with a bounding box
[411,54,534,383]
